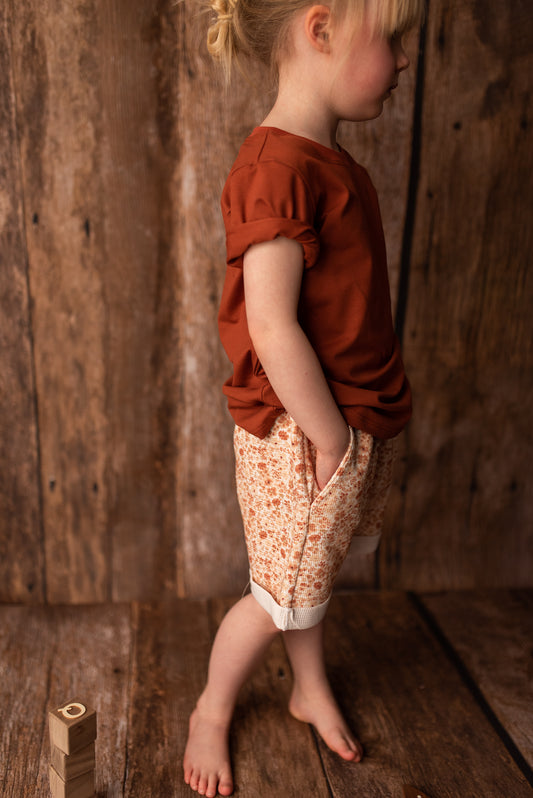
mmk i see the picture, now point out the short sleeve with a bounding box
[222,160,320,270]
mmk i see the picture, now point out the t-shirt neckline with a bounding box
[253,126,348,163]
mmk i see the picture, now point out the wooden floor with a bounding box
[1,590,532,797]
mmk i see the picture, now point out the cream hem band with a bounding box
[250,575,330,631]
[250,532,381,631]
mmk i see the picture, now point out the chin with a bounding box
[344,104,384,123]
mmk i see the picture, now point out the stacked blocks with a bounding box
[48,700,96,798]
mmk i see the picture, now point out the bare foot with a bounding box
[288,683,363,762]
[183,702,234,797]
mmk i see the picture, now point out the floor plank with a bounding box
[0,603,131,798]
[123,599,212,796]
[2,592,532,797]
[320,592,533,798]
[421,589,533,769]
[0,606,54,797]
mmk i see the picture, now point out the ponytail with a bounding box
[206,0,240,79]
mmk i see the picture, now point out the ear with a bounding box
[304,5,332,53]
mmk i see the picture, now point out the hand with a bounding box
[315,431,350,492]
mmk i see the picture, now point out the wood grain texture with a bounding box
[321,592,533,797]
[422,589,533,767]
[380,0,533,590]
[11,0,112,601]
[123,599,212,796]
[1,0,532,602]
[95,0,178,601]
[0,603,131,798]
[1,592,532,796]
[10,0,180,601]
[0,1,43,602]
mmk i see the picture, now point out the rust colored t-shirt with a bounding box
[218,126,412,439]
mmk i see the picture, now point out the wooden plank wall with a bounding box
[384,0,533,589]
[1,0,531,603]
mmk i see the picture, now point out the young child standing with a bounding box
[184,0,423,795]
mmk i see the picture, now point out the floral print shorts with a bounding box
[234,413,394,630]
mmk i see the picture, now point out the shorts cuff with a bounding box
[250,575,330,631]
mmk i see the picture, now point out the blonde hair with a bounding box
[207,0,425,80]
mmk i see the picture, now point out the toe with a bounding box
[188,770,199,791]
[340,746,358,761]
[218,766,234,796]
[328,728,363,761]
[205,773,218,798]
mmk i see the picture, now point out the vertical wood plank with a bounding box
[96,0,179,600]
[11,0,111,601]
[11,0,179,601]
[0,2,44,601]
[381,0,533,589]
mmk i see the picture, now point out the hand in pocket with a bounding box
[315,432,351,492]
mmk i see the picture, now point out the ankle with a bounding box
[291,674,332,701]
[194,689,234,728]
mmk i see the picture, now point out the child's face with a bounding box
[327,16,410,122]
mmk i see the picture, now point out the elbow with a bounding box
[247,316,299,362]
[247,318,274,358]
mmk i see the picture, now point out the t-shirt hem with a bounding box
[229,403,410,441]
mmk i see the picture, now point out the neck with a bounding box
[262,72,340,151]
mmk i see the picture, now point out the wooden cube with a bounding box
[50,742,95,781]
[402,788,431,798]
[49,765,94,798]
[49,700,97,755]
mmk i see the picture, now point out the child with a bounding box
[184,0,423,795]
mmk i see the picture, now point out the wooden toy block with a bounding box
[49,765,94,798]
[50,742,95,781]
[49,700,97,755]
[402,788,432,798]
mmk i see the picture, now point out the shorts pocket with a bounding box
[311,427,356,505]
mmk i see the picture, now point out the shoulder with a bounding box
[226,127,316,195]
[222,129,321,222]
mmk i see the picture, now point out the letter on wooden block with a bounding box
[49,700,97,755]
[49,765,95,798]
[402,787,432,798]
[50,742,95,781]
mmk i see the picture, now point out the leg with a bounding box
[183,593,279,797]
[283,620,363,762]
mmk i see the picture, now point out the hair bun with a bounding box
[210,0,238,23]
[207,0,239,67]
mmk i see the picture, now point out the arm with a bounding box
[243,236,350,490]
